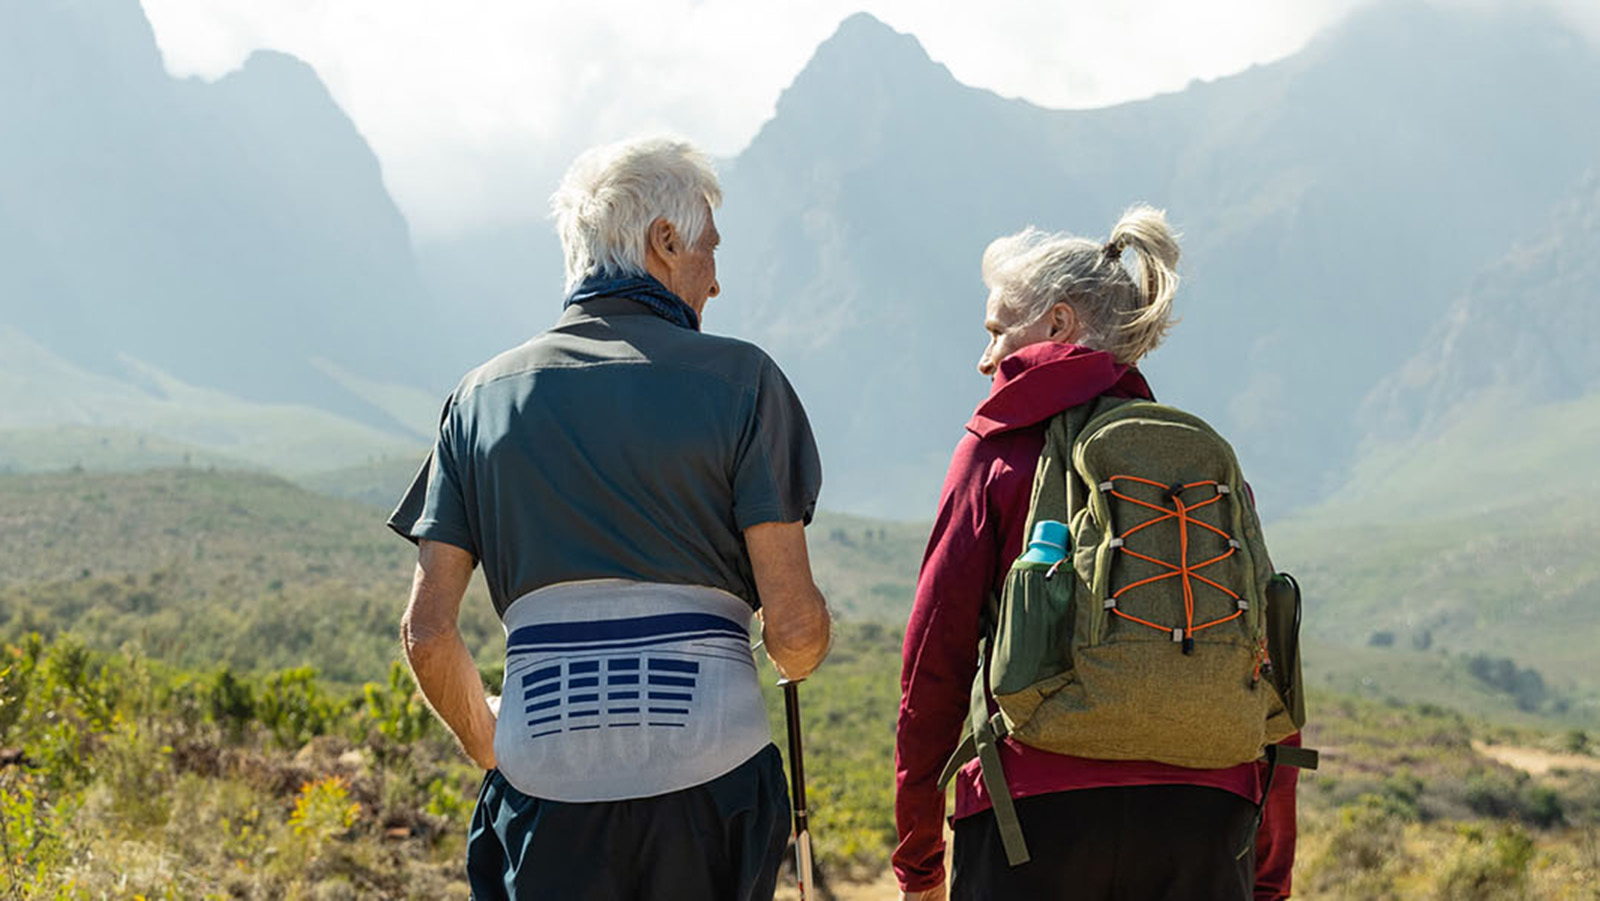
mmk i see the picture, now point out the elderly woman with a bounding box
[892,207,1298,901]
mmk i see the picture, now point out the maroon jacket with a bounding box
[893,342,1298,897]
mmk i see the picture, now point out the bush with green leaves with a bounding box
[256,666,349,749]
[1433,825,1535,901]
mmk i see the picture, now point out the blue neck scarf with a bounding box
[563,270,700,331]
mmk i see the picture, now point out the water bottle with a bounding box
[1019,519,1069,565]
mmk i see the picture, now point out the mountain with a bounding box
[705,3,1600,517]
[6,0,1600,520]
[0,319,419,474]
[1257,173,1600,720]
[1361,170,1600,445]
[0,0,452,437]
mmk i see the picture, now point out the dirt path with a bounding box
[1473,740,1600,777]
[774,870,901,901]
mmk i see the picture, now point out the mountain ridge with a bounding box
[6,1,1600,521]
[0,0,447,438]
[710,1,1600,516]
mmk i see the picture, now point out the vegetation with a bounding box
[3,631,1600,897]
[0,468,503,684]
[1269,390,1600,719]
[4,467,1600,897]
[0,634,482,898]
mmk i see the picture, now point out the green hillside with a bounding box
[1327,389,1600,523]
[0,468,931,681]
[0,327,421,476]
[299,460,932,624]
[0,425,245,474]
[296,455,428,511]
[4,468,1600,895]
[1268,389,1600,726]
[0,468,502,683]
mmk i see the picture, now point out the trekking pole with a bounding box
[778,678,815,901]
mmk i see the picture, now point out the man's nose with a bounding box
[977,351,995,377]
[709,278,720,298]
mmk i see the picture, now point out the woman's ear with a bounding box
[1049,303,1078,341]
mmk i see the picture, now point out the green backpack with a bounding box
[938,396,1317,865]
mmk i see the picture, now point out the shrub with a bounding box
[1561,730,1589,754]
[207,667,257,743]
[257,666,343,749]
[1433,825,1534,900]
[1465,654,1550,713]
[1302,795,1410,898]
[364,661,434,745]
[289,776,361,857]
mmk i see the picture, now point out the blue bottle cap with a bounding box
[1019,519,1069,565]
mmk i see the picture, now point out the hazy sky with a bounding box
[138,0,1593,238]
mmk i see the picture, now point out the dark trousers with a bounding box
[467,744,790,901]
[951,785,1256,901]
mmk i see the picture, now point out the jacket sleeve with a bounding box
[893,433,1000,893]
[1253,731,1301,901]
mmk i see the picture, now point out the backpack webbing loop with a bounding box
[966,660,1028,866]
[1235,742,1319,860]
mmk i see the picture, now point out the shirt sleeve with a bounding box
[893,432,999,893]
[386,395,478,557]
[730,356,822,529]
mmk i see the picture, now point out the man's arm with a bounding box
[400,538,497,769]
[745,520,830,681]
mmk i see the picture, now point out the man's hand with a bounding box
[900,883,948,901]
[744,521,830,681]
[401,539,498,769]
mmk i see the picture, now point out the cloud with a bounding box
[139,0,1381,237]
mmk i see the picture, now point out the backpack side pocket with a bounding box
[989,558,1078,726]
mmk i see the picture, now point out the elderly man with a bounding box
[389,136,831,900]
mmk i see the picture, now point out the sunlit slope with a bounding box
[0,469,932,679]
[0,425,244,474]
[1271,391,1600,722]
[0,468,499,682]
[0,327,419,474]
[300,457,933,623]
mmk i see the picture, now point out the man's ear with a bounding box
[648,217,679,261]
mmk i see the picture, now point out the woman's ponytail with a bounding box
[1104,205,1180,363]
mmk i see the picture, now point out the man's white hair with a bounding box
[551,136,723,292]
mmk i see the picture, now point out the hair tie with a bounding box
[1103,240,1123,263]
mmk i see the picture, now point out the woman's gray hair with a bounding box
[550,136,723,291]
[981,205,1181,364]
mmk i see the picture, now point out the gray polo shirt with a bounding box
[388,297,822,616]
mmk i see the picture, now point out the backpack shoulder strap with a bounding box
[1021,399,1111,546]
[935,397,1126,867]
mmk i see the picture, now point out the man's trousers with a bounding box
[467,743,790,901]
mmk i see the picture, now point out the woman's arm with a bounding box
[893,434,1001,895]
